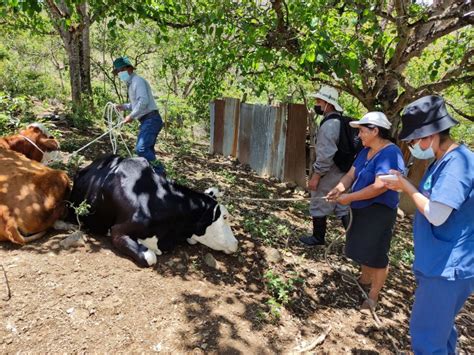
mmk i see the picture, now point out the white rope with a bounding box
[19,134,45,154]
[19,134,61,166]
[225,196,326,202]
[69,102,132,158]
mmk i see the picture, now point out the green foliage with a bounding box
[0,69,59,100]
[292,201,310,216]
[243,214,291,246]
[0,112,10,134]
[264,269,303,320]
[1,0,472,137]
[217,169,237,185]
[390,227,415,268]
[70,200,91,230]
[66,100,95,130]
[92,86,116,109]
[0,29,65,100]
[72,200,91,217]
[164,160,188,186]
[256,182,270,198]
[0,91,35,133]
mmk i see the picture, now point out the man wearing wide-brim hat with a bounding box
[299,85,350,247]
[113,56,165,175]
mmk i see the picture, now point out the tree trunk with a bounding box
[65,31,83,104]
[79,2,92,97]
[44,0,92,106]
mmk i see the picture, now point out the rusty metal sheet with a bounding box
[211,99,225,155]
[231,100,240,157]
[209,102,215,154]
[270,105,287,180]
[237,103,253,165]
[284,103,307,188]
[212,100,307,186]
[222,98,240,157]
[248,104,277,176]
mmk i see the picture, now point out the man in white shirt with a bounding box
[113,56,165,175]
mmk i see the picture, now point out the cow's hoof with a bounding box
[142,249,157,266]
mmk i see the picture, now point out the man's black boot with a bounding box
[340,214,351,231]
[299,216,327,246]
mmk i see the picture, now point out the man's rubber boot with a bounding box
[299,216,327,246]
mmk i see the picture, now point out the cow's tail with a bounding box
[23,231,47,243]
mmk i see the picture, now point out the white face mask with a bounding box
[409,139,435,160]
[118,71,130,82]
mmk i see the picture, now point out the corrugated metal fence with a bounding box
[210,98,307,188]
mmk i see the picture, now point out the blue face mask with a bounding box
[118,71,130,82]
[409,139,435,160]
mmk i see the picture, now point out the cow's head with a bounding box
[189,189,238,254]
[18,123,59,162]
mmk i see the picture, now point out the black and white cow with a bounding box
[68,155,238,267]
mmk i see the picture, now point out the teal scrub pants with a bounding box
[410,273,474,354]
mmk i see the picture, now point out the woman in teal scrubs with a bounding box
[384,95,473,354]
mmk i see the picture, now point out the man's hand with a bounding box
[308,174,320,191]
[123,115,133,124]
[115,104,125,111]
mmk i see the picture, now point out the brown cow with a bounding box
[0,147,71,244]
[0,123,59,162]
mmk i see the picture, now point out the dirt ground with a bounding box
[1,122,472,354]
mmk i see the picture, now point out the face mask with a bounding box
[118,71,130,82]
[314,102,328,116]
[409,139,435,160]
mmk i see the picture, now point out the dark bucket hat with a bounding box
[398,95,458,141]
[112,56,134,74]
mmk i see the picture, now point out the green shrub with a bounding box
[93,86,116,110]
[0,91,35,134]
[0,68,60,100]
[66,99,95,130]
[263,270,303,321]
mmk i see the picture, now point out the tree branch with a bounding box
[123,5,201,28]
[440,48,474,81]
[445,101,474,122]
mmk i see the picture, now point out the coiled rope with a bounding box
[69,102,132,158]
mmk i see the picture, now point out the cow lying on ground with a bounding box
[68,155,238,267]
[0,123,59,162]
[0,148,71,244]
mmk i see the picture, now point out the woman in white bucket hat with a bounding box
[327,111,405,311]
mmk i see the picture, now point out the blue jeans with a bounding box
[135,112,165,175]
[410,273,474,355]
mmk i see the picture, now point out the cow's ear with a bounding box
[205,187,223,199]
[194,204,219,236]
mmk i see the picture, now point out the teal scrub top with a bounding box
[413,144,474,280]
